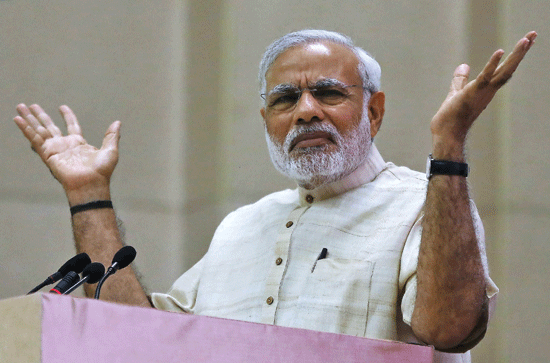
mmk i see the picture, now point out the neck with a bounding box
[295,164,362,190]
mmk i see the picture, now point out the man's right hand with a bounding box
[14,104,121,205]
[15,104,150,306]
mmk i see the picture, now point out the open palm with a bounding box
[431,31,536,150]
[14,104,121,193]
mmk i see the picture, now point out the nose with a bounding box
[293,90,324,124]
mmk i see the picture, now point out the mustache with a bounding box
[284,123,341,152]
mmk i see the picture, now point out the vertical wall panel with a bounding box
[0,1,189,296]
[499,1,550,361]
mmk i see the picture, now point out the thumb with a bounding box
[101,121,121,151]
[446,64,470,101]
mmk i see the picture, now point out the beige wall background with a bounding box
[0,1,548,362]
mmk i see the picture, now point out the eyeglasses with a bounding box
[261,82,367,112]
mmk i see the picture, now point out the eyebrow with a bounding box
[311,78,347,88]
[267,78,347,95]
[268,83,298,95]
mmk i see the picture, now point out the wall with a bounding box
[0,0,190,294]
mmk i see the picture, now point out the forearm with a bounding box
[412,146,486,349]
[69,188,152,307]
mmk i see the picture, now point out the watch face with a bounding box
[426,155,432,179]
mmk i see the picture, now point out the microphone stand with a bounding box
[94,263,118,299]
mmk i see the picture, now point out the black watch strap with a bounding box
[426,154,469,179]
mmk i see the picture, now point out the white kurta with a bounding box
[152,145,497,363]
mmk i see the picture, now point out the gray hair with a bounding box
[258,29,381,97]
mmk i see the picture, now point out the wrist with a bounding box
[426,154,469,180]
[70,200,113,216]
[65,183,112,207]
[431,136,466,162]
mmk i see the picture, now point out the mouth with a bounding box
[289,131,335,152]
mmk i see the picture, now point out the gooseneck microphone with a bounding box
[49,271,80,294]
[63,262,106,295]
[94,246,136,299]
[27,253,91,294]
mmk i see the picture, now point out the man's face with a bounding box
[260,41,375,189]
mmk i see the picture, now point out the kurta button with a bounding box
[286,221,294,228]
[275,257,283,265]
[305,195,314,203]
[266,296,274,305]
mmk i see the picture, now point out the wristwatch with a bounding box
[426,154,469,179]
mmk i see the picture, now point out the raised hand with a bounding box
[431,31,537,160]
[14,104,121,204]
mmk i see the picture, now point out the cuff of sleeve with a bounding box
[150,292,193,314]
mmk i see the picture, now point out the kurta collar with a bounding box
[298,144,386,206]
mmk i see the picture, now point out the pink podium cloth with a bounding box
[3,293,434,362]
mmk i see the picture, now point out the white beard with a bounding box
[265,111,372,189]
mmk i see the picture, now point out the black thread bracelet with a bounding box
[70,200,113,216]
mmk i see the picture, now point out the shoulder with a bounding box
[207,188,299,250]
[218,188,299,226]
[371,162,427,192]
[337,162,428,212]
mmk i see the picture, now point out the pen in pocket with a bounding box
[311,247,328,273]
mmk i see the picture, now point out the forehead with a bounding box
[265,41,361,89]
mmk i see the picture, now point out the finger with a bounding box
[445,64,470,102]
[16,103,51,139]
[14,115,37,142]
[476,49,504,88]
[524,30,537,50]
[493,32,537,86]
[101,121,121,151]
[59,105,83,135]
[14,115,47,153]
[29,104,63,137]
[16,103,31,118]
[451,64,470,92]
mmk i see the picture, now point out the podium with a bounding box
[0,293,433,362]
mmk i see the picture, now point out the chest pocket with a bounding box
[293,258,374,337]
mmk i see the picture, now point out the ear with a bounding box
[367,91,385,138]
[260,107,266,122]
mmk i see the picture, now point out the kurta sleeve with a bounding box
[150,257,205,313]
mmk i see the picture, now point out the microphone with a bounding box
[63,262,105,295]
[49,271,80,294]
[27,253,91,294]
[94,246,136,299]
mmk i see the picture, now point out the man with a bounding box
[14,29,536,362]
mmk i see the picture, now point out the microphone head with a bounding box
[58,253,91,275]
[112,246,136,270]
[82,262,106,284]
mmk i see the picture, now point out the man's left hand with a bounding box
[430,31,537,160]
